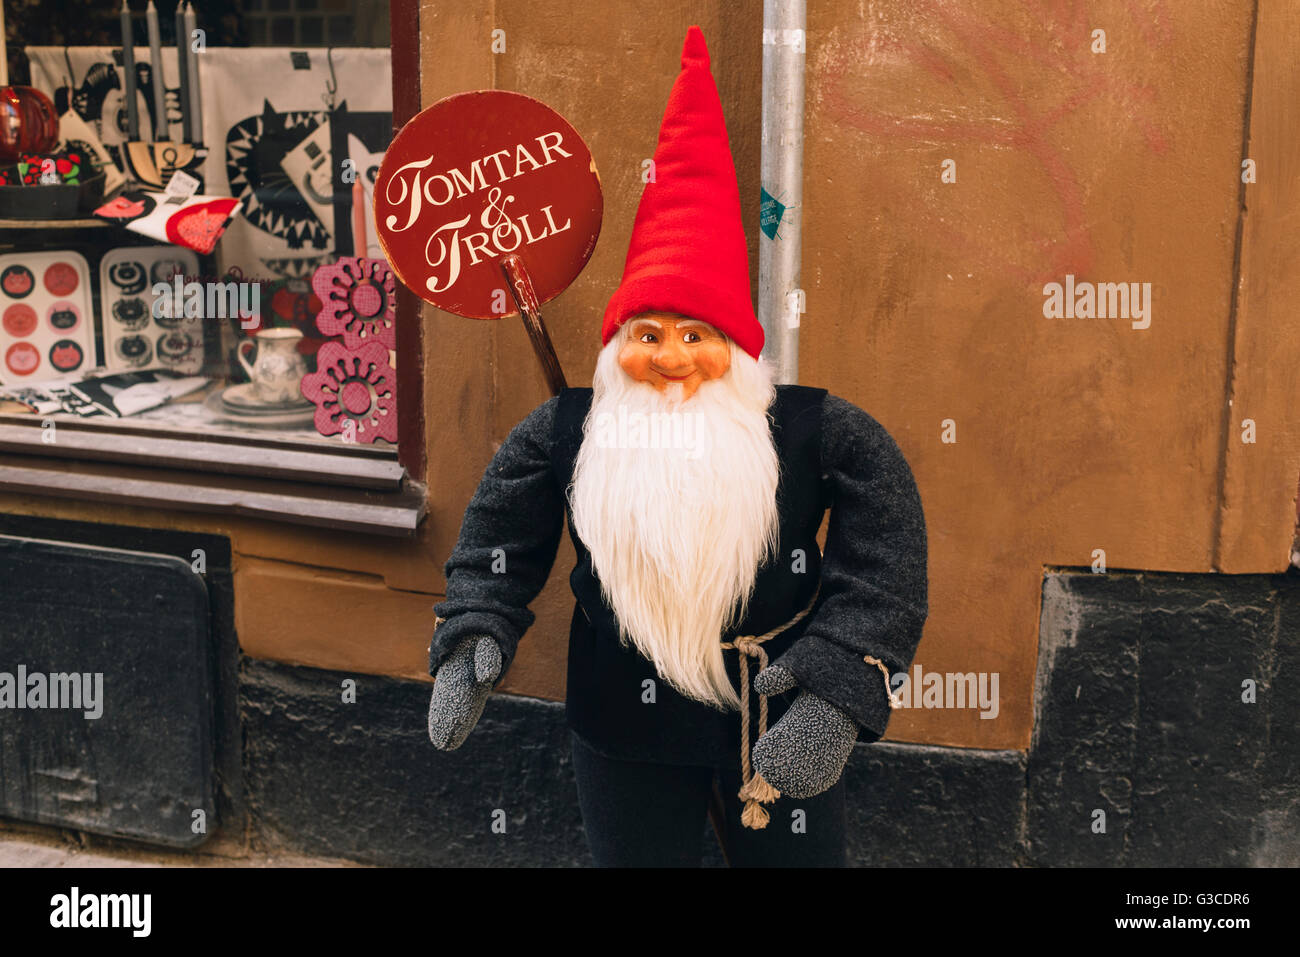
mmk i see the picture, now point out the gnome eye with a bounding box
[682,331,701,343]
[637,331,659,344]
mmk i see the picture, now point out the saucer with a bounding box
[221,382,312,413]
[204,390,316,429]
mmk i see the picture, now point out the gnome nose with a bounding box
[653,340,692,374]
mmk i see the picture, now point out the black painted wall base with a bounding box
[0,514,243,851]
[0,535,214,847]
[1027,570,1299,867]
[240,569,1300,867]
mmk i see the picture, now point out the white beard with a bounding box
[568,336,781,711]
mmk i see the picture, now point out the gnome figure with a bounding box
[427,26,927,867]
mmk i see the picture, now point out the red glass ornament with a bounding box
[0,87,59,163]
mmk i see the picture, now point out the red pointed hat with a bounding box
[601,25,764,359]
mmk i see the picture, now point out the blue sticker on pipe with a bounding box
[760,187,786,240]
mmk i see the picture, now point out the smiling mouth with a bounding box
[657,372,692,381]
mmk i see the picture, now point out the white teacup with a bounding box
[237,327,307,404]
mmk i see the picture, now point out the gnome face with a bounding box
[617,312,732,401]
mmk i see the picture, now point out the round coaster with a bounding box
[43,261,80,297]
[5,341,40,376]
[48,339,85,373]
[3,303,37,337]
[48,301,81,332]
[107,260,147,295]
[111,297,151,331]
[114,334,152,367]
[1,264,34,299]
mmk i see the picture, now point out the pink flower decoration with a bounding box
[299,341,398,445]
[311,256,397,350]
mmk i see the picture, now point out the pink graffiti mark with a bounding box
[823,0,1172,286]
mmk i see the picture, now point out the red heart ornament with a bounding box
[165,199,241,255]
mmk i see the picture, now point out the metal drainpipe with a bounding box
[758,0,806,385]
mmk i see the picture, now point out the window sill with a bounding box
[0,414,404,490]
[0,452,426,537]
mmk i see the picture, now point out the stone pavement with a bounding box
[0,821,364,868]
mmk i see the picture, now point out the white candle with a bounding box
[145,0,168,140]
[174,0,190,142]
[184,2,203,147]
[120,0,139,139]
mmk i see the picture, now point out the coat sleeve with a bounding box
[429,396,564,683]
[771,393,928,742]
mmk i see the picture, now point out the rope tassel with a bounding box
[721,586,819,830]
[738,771,780,804]
[738,770,781,828]
[740,794,771,829]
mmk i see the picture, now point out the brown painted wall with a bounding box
[411,0,1296,751]
[2,0,1294,755]
[801,0,1257,749]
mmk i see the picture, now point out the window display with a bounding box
[0,11,395,455]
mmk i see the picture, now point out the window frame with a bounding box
[0,0,426,535]
[390,0,426,482]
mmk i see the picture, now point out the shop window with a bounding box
[0,1,420,533]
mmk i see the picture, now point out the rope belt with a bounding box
[721,585,820,830]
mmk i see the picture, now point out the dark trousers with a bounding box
[571,730,846,867]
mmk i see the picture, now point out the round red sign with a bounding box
[375,90,603,319]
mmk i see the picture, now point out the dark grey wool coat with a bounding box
[430,385,928,766]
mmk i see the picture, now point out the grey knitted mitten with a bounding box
[751,664,859,799]
[428,635,502,751]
